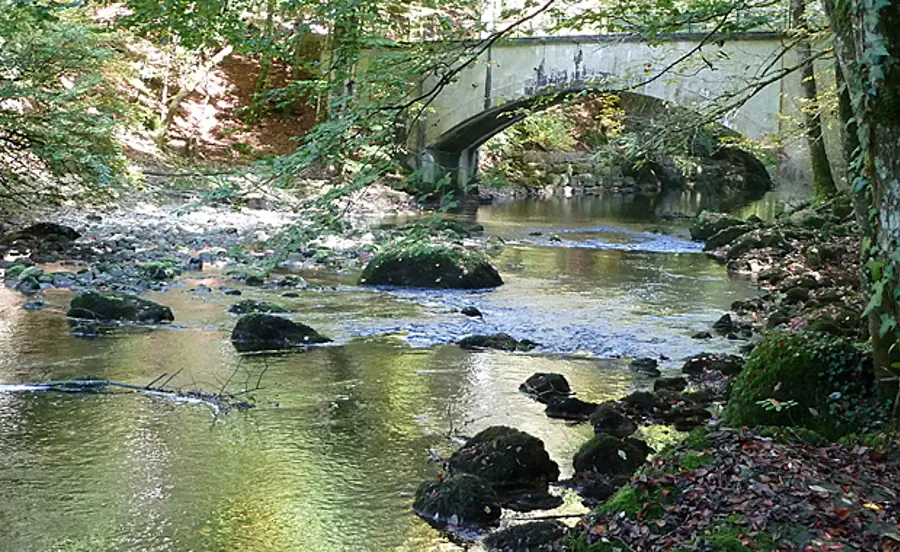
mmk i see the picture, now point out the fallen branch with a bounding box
[0,377,259,415]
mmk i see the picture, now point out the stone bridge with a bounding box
[414,33,807,186]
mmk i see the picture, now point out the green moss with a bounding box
[594,486,641,517]
[697,522,777,552]
[723,333,876,439]
[67,291,174,324]
[684,427,711,450]
[680,452,714,471]
[758,426,828,446]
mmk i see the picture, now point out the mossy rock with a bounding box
[483,521,568,551]
[703,225,751,251]
[573,434,648,476]
[67,291,174,324]
[519,373,572,403]
[231,313,331,352]
[590,403,638,438]
[412,473,501,528]
[360,242,503,289]
[545,397,599,421]
[449,426,559,490]
[723,333,875,439]
[141,260,179,281]
[228,300,292,315]
[458,333,538,352]
[690,212,744,241]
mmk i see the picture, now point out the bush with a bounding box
[723,333,878,438]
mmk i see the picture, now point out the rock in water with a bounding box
[545,397,599,421]
[461,306,483,318]
[67,291,174,324]
[573,434,649,476]
[682,353,745,376]
[630,357,661,377]
[457,333,538,352]
[483,521,567,551]
[712,313,735,334]
[360,243,503,289]
[449,426,559,490]
[412,474,501,529]
[689,212,744,241]
[519,373,572,403]
[231,313,330,352]
[590,404,638,438]
[654,376,688,393]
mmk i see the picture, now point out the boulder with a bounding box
[231,313,331,352]
[519,373,572,403]
[709,147,772,198]
[654,376,688,393]
[461,306,483,318]
[590,403,638,438]
[458,333,538,352]
[360,243,503,289]
[67,291,174,324]
[228,300,292,315]
[690,212,744,241]
[682,353,745,377]
[141,260,178,281]
[412,474,501,528]
[703,225,751,251]
[449,426,559,490]
[483,521,567,552]
[630,357,661,377]
[544,397,599,421]
[712,314,735,335]
[573,434,649,476]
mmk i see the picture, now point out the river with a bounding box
[0,193,767,551]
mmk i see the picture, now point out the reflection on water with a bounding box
[0,193,767,551]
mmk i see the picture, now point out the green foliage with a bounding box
[724,333,882,438]
[0,4,133,208]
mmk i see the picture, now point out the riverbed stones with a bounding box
[590,403,638,438]
[67,291,174,324]
[228,299,292,315]
[360,243,503,289]
[449,426,559,491]
[483,521,567,552]
[573,434,649,476]
[519,373,571,403]
[703,225,751,251]
[457,333,538,352]
[230,313,331,352]
[712,314,736,335]
[412,473,501,528]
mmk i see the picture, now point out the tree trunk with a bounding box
[251,0,279,112]
[823,0,900,398]
[158,44,234,139]
[791,0,836,199]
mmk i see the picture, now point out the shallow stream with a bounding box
[0,193,766,551]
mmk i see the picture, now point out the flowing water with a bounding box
[0,194,766,552]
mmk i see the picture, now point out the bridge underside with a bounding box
[423,87,590,188]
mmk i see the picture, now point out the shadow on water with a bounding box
[0,190,781,551]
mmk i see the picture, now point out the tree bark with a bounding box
[251,0,279,113]
[823,0,900,396]
[791,0,836,199]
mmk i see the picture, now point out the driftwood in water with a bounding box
[0,367,266,416]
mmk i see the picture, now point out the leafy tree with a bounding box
[0,2,131,209]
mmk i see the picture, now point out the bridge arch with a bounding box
[416,34,792,186]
